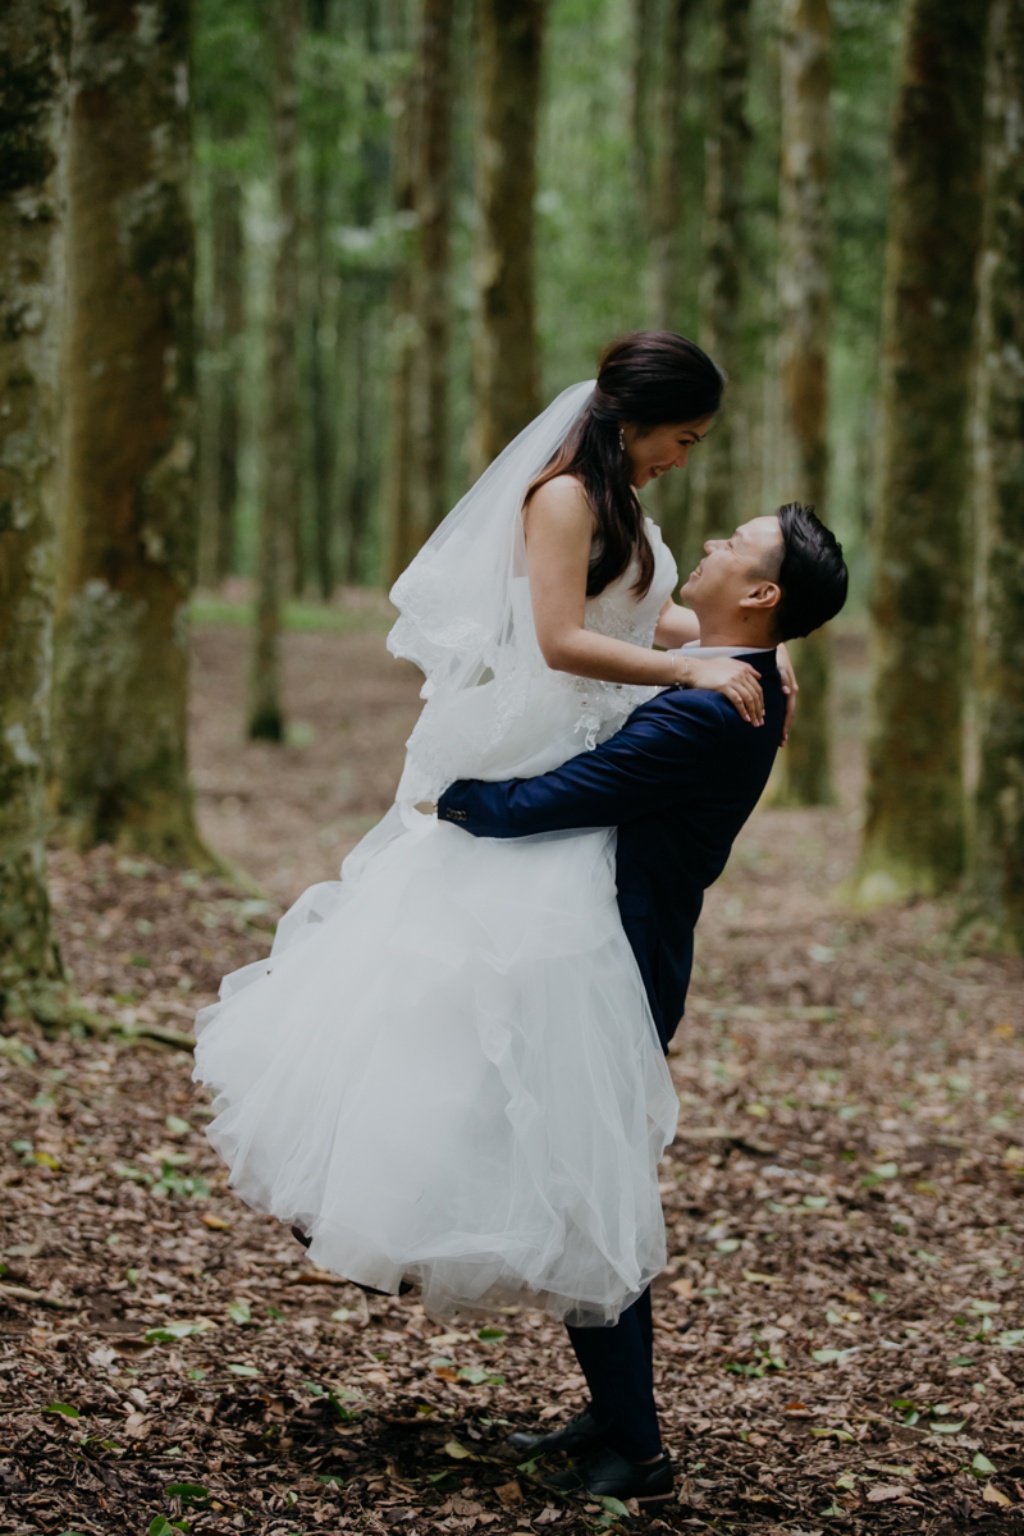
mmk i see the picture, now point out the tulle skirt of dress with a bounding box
[192,814,679,1327]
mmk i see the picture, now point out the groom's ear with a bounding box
[739,580,781,617]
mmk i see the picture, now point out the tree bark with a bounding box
[650,0,693,331]
[53,0,208,866]
[308,0,335,602]
[471,0,544,477]
[414,0,455,539]
[198,174,244,587]
[855,0,992,902]
[691,0,752,554]
[383,26,420,588]
[344,0,390,585]
[775,0,834,807]
[384,0,456,581]
[971,0,1024,948]
[630,0,657,230]
[248,0,302,739]
[0,0,70,1013]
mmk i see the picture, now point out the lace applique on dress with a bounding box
[569,521,677,750]
[398,517,679,798]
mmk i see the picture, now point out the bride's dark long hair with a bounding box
[526,332,725,597]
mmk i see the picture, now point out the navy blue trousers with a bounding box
[565,1287,662,1461]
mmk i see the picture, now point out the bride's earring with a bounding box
[618,425,626,452]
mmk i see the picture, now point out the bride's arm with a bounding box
[653,597,700,649]
[525,478,765,725]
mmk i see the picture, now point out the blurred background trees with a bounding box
[3,0,1023,1026]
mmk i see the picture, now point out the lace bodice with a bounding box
[397,517,679,800]
[571,518,679,748]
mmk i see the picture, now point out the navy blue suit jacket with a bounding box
[437,651,784,1051]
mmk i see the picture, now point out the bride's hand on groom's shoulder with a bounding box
[677,656,765,727]
[777,642,798,746]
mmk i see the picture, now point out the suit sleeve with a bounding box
[437,692,733,838]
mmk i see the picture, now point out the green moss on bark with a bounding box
[0,0,71,1006]
[854,0,992,903]
[53,0,214,869]
[970,0,1024,949]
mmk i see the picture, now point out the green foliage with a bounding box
[191,0,900,601]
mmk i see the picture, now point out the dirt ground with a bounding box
[2,604,1023,1536]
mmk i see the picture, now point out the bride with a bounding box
[192,332,787,1327]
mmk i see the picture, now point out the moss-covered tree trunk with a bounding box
[197,174,244,587]
[472,0,544,476]
[308,0,335,603]
[247,0,302,739]
[650,0,693,332]
[691,0,751,550]
[971,0,1024,948]
[855,0,992,903]
[383,26,419,587]
[775,0,834,806]
[630,0,657,229]
[0,0,70,1016]
[53,0,207,867]
[413,0,455,540]
[384,0,456,579]
[347,0,389,585]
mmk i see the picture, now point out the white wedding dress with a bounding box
[193,390,681,1327]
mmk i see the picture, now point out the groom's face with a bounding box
[679,516,784,617]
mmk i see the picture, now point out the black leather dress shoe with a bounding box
[507,1407,603,1459]
[542,1445,674,1505]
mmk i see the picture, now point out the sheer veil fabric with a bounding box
[192,382,681,1326]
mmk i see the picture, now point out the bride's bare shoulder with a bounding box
[523,474,594,537]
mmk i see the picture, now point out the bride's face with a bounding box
[623,416,714,489]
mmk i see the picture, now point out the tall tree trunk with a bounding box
[0,0,70,1016]
[971,0,1024,948]
[775,0,834,806]
[383,24,419,587]
[212,176,244,583]
[472,0,544,477]
[413,0,455,539]
[248,0,302,739]
[650,0,693,331]
[53,0,208,867]
[643,0,697,562]
[854,0,992,903]
[691,0,752,555]
[345,294,376,582]
[384,0,457,581]
[198,174,245,587]
[630,0,657,230]
[345,0,390,585]
[308,0,335,602]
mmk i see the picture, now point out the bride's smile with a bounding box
[622,414,714,488]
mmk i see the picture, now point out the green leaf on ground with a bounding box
[165,1483,208,1505]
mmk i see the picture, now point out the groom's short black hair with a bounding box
[773,503,848,641]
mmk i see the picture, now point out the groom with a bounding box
[438,501,848,1505]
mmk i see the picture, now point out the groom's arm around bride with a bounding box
[440,504,849,1055]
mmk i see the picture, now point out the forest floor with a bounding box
[2,598,1024,1536]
